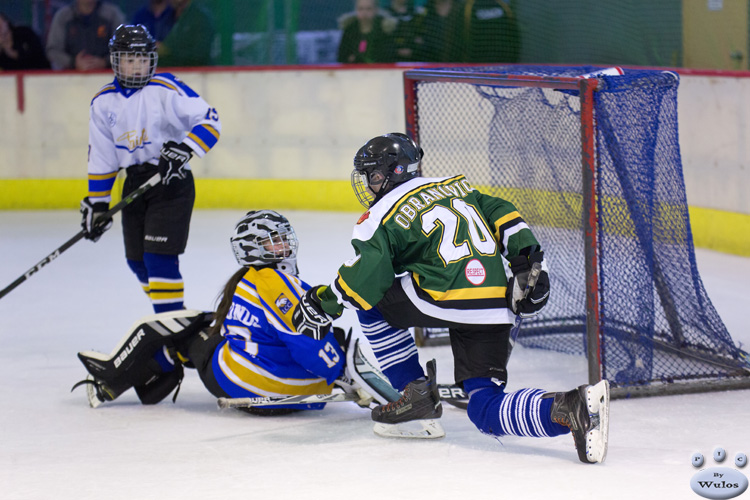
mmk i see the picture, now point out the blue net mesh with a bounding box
[412,65,749,388]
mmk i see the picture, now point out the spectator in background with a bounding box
[45,0,125,70]
[132,0,176,42]
[0,12,50,70]
[337,0,396,64]
[386,0,423,62]
[462,0,520,63]
[158,0,214,67]
[415,0,463,63]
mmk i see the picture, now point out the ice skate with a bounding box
[371,359,445,439]
[71,374,129,409]
[545,379,610,463]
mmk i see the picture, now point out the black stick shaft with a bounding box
[0,173,161,300]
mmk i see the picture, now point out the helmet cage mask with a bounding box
[111,51,157,89]
[351,168,383,208]
[231,210,299,274]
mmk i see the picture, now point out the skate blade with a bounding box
[85,376,103,409]
[585,380,610,463]
[373,419,446,439]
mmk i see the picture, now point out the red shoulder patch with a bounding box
[357,211,370,225]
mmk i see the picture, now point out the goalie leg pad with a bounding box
[76,310,210,399]
[134,364,184,405]
[344,337,401,406]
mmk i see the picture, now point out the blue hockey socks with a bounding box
[127,258,150,296]
[143,252,184,313]
[357,308,424,390]
[464,377,569,438]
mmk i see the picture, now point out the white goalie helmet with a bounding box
[231,210,299,275]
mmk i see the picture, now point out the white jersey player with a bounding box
[80,24,221,313]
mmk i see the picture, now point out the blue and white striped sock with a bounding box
[465,378,569,438]
[357,308,424,390]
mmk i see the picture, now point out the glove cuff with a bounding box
[317,285,344,319]
[508,255,529,272]
[528,251,545,265]
[82,197,109,212]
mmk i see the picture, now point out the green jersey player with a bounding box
[292,133,609,463]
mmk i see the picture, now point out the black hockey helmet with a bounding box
[351,132,423,208]
[109,24,157,89]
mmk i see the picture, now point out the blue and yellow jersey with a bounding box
[87,72,221,203]
[212,267,345,404]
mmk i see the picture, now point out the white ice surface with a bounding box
[1,210,748,500]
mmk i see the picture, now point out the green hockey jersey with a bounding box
[319,175,541,326]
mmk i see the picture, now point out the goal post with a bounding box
[403,65,750,399]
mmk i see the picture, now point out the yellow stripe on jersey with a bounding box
[219,344,332,396]
[492,210,523,241]
[92,85,116,99]
[251,267,306,332]
[88,171,118,181]
[149,78,178,91]
[410,271,507,302]
[418,282,508,302]
[88,190,114,198]
[335,273,373,310]
[187,132,209,152]
[383,175,466,224]
[203,124,220,139]
[235,280,263,309]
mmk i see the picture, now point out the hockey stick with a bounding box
[508,261,544,350]
[217,384,470,410]
[217,336,473,411]
[0,173,161,300]
[217,392,361,409]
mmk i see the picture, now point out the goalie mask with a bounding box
[109,24,157,89]
[231,210,299,275]
[351,132,423,208]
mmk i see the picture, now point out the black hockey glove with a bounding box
[80,197,113,242]
[332,326,349,353]
[158,141,193,185]
[507,251,550,318]
[292,286,333,341]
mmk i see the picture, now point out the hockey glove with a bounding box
[80,197,113,242]
[292,286,333,341]
[507,251,550,318]
[158,141,193,185]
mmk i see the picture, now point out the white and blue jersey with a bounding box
[87,72,221,203]
[211,267,345,408]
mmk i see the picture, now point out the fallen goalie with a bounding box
[71,209,443,438]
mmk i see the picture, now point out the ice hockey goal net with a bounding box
[404,65,750,398]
